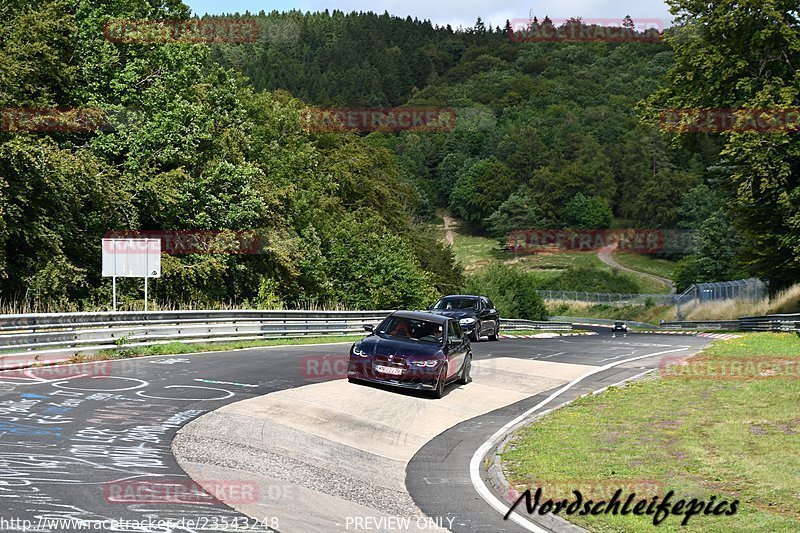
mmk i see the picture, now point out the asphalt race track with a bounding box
[0,330,711,533]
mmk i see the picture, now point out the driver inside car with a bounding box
[390,319,411,337]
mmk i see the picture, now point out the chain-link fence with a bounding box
[536,291,675,305]
[674,279,767,307]
[539,279,767,307]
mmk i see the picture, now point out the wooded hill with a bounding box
[1,1,797,312]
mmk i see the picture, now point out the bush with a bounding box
[464,264,547,320]
[449,157,517,231]
[540,267,639,293]
[324,218,438,309]
[560,193,612,229]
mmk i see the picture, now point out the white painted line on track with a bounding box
[468,346,692,533]
[538,352,565,360]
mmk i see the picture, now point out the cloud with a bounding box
[187,0,674,29]
[306,0,672,29]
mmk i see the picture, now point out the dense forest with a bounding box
[212,4,799,292]
[0,0,797,312]
[0,0,460,311]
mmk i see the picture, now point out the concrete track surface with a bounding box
[0,331,710,533]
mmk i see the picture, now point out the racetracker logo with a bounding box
[103,479,259,505]
[509,18,665,42]
[300,108,456,133]
[659,355,800,381]
[660,108,800,133]
[104,18,260,44]
[103,230,262,255]
[0,359,112,380]
[0,108,105,133]
[507,229,694,254]
[301,355,349,380]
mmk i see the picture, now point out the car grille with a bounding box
[373,355,408,368]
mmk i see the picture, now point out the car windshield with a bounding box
[433,297,478,311]
[377,316,444,344]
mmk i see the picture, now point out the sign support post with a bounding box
[112,246,117,312]
[102,238,161,312]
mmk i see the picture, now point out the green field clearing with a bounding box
[613,251,678,281]
[501,333,800,532]
[451,232,508,269]
[448,228,671,294]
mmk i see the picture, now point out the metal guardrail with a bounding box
[661,313,800,333]
[499,319,571,332]
[659,320,742,331]
[0,310,389,332]
[0,310,394,362]
[0,311,573,369]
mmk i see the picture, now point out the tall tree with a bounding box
[650,0,800,289]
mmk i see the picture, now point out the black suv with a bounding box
[428,295,500,342]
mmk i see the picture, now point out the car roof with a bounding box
[391,310,449,324]
[437,294,482,299]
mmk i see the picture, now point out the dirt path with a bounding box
[597,242,676,294]
[442,212,456,246]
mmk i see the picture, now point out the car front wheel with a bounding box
[470,321,481,342]
[458,354,472,385]
[433,368,446,399]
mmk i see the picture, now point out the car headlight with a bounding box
[459,318,476,325]
[411,360,440,367]
[352,345,369,358]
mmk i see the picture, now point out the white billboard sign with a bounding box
[102,238,161,278]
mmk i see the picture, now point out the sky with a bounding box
[184,0,675,31]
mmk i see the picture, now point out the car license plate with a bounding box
[374,364,404,376]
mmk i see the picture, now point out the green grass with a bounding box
[626,274,673,295]
[69,335,365,363]
[450,230,670,294]
[501,333,800,532]
[452,232,508,270]
[613,251,678,281]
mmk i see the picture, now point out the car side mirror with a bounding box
[427,305,433,311]
[364,325,374,333]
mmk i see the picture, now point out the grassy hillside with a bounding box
[613,251,678,281]
[439,215,674,295]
